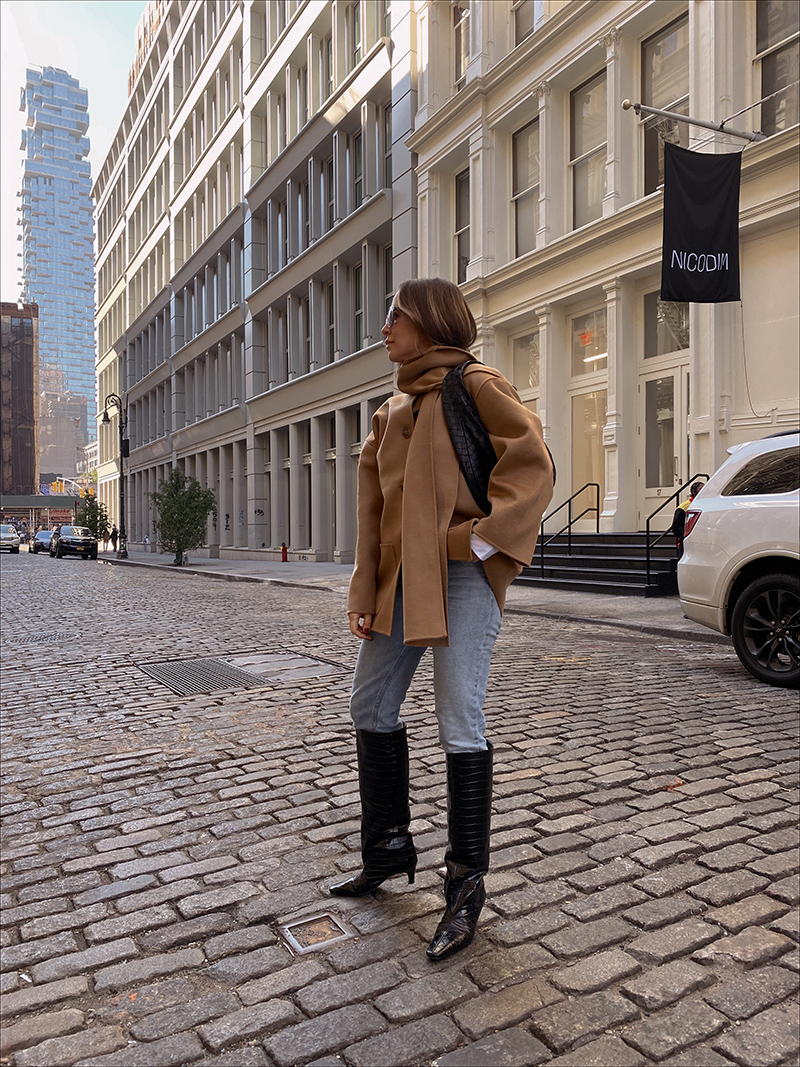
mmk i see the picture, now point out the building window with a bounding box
[353,264,364,350]
[383,244,393,315]
[302,296,311,372]
[352,132,363,209]
[299,180,310,251]
[455,167,470,284]
[326,281,335,361]
[570,71,607,229]
[642,15,689,194]
[277,201,287,269]
[454,2,470,91]
[512,331,540,400]
[300,65,309,127]
[571,308,607,376]
[349,1,362,70]
[382,0,391,36]
[644,292,689,357]
[756,0,799,135]
[326,157,335,230]
[323,35,334,99]
[513,119,539,257]
[514,0,535,45]
[383,104,392,188]
[276,92,287,153]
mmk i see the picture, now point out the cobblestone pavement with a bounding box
[1,552,798,1067]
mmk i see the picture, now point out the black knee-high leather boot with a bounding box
[329,726,417,896]
[426,741,493,961]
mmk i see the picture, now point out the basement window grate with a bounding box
[138,658,270,696]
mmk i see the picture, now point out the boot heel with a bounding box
[407,869,416,885]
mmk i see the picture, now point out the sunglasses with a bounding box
[384,306,402,328]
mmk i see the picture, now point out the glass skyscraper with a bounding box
[19,66,96,443]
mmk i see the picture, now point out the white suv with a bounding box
[0,525,21,553]
[678,431,799,688]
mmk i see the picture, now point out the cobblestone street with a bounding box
[1,552,798,1067]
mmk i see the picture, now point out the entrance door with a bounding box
[638,366,690,530]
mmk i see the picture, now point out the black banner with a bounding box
[661,141,741,303]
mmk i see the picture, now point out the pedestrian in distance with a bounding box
[330,277,554,961]
[110,525,118,552]
[670,479,705,558]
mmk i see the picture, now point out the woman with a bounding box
[329,278,554,961]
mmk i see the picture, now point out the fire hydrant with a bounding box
[281,542,288,562]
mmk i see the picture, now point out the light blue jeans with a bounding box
[350,561,502,753]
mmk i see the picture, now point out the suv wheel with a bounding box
[731,573,800,689]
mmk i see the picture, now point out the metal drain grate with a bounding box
[280,913,354,954]
[139,658,270,696]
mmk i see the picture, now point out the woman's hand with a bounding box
[349,612,373,640]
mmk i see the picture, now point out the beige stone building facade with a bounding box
[411,0,798,531]
[94,0,798,557]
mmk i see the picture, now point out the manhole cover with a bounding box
[138,658,270,696]
[280,914,354,954]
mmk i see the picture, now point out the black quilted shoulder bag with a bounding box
[441,360,556,516]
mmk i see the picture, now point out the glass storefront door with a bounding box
[571,389,607,529]
[638,367,690,529]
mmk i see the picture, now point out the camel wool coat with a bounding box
[348,347,555,646]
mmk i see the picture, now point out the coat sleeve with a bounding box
[469,371,554,567]
[347,408,386,615]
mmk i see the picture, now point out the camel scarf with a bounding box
[396,347,474,646]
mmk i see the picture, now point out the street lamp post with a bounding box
[101,393,129,559]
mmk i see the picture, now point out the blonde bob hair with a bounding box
[394,278,477,351]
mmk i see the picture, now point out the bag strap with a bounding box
[441,360,497,514]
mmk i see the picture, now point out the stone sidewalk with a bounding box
[0,553,798,1067]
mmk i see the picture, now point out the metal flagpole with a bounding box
[621,100,767,143]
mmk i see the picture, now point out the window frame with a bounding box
[453,1,470,91]
[353,263,364,350]
[641,14,690,195]
[326,280,335,361]
[569,70,607,230]
[454,167,470,284]
[348,1,363,71]
[383,104,392,188]
[352,131,363,210]
[513,0,535,46]
[512,118,540,258]
[383,244,393,316]
[511,328,541,404]
[569,306,608,379]
[754,0,800,136]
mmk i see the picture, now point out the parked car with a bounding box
[49,525,98,560]
[0,525,21,553]
[678,431,799,688]
[31,530,54,554]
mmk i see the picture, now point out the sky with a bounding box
[1,0,146,299]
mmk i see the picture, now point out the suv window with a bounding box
[722,447,800,496]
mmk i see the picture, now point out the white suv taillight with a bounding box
[685,510,702,537]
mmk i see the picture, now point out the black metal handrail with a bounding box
[538,483,601,577]
[645,473,709,588]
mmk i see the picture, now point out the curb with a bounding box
[505,605,731,646]
[102,557,729,647]
[99,556,340,593]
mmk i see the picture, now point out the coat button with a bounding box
[402,428,411,438]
